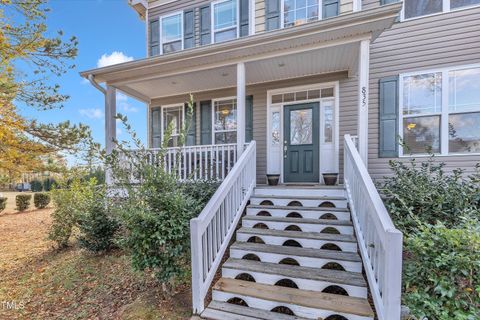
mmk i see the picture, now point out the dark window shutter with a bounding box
[245,95,254,142]
[200,100,212,145]
[199,5,211,45]
[149,18,159,56]
[379,76,399,158]
[184,9,195,49]
[323,0,339,19]
[265,0,281,31]
[151,107,161,148]
[185,102,196,146]
[239,0,250,37]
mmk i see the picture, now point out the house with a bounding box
[80,1,480,319]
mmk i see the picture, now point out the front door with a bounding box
[284,103,319,183]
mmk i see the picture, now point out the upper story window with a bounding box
[402,0,480,20]
[400,65,480,155]
[161,12,183,54]
[282,0,338,28]
[213,0,238,43]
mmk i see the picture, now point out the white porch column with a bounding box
[357,39,370,166]
[236,62,246,155]
[105,85,117,184]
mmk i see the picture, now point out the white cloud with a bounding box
[97,51,134,68]
[79,108,103,119]
[117,92,138,113]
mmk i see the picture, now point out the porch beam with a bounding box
[237,62,246,155]
[105,85,117,185]
[357,39,370,166]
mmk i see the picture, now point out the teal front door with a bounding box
[284,103,320,183]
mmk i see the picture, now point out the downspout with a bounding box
[88,74,106,95]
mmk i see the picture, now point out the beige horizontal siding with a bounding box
[150,71,355,184]
[368,6,480,180]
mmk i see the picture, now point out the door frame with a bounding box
[266,82,340,184]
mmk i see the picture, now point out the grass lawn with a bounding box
[0,208,192,320]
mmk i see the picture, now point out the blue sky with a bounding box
[17,0,147,165]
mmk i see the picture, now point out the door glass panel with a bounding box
[324,103,333,143]
[290,109,313,145]
[272,111,281,145]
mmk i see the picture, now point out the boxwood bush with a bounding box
[34,192,51,209]
[379,158,480,319]
[31,180,43,192]
[0,197,6,213]
[16,194,32,211]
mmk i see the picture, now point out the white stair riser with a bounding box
[242,220,354,235]
[247,207,351,221]
[212,292,373,320]
[236,233,358,252]
[222,269,368,298]
[250,197,348,209]
[229,249,362,273]
[254,188,346,198]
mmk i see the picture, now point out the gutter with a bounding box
[88,74,106,95]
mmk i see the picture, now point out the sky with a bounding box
[16,0,147,165]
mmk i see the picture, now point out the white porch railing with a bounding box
[190,141,256,314]
[120,143,238,182]
[343,134,403,320]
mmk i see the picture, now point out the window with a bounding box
[271,87,334,104]
[162,105,184,147]
[161,13,183,54]
[404,0,442,19]
[271,111,281,145]
[451,0,480,9]
[214,98,237,144]
[400,66,480,155]
[284,0,319,27]
[213,0,238,43]
[403,0,480,19]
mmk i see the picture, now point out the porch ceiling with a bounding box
[80,3,402,102]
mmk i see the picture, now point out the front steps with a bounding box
[202,186,374,320]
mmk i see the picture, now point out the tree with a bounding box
[0,0,97,179]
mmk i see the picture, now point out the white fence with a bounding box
[120,143,238,182]
[190,141,256,314]
[343,134,403,320]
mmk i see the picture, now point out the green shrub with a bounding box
[180,180,219,209]
[378,159,480,232]
[110,101,207,290]
[0,197,6,213]
[43,178,57,192]
[48,178,95,248]
[15,194,32,211]
[77,187,119,252]
[31,179,43,192]
[34,192,51,209]
[403,222,480,320]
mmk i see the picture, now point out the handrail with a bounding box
[343,134,403,320]
[120,143,238,182]
[190,141,256,314]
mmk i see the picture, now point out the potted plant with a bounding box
[322,173,338,186]
[266,174,280,186]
